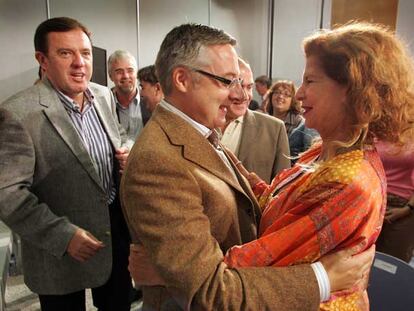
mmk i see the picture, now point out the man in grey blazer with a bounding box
[221,59,291,183]
[0,17,132,311]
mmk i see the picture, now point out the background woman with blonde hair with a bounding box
[225,22,414,310]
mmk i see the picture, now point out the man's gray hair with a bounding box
[155,23,237,96]
[107,50,137,75]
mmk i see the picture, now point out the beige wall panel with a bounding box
[331,0,398,29]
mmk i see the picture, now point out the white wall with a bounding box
[210,0,269,83]
[138,0,209,67]
[271,0,326,86]
[0,0,138,102]
[49,0,138,88]
[138,0,269,83]
[1,0,413,103]
[396,0,414,57]
[138,0,271,101]
[0,0,46,102]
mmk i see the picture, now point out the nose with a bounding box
[231,82,247,102]
[121,70,130,78]
[275,93,284,99]
[72,52,85,67]
[295,84,304,101]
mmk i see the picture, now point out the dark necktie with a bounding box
[207,129,239,178]
[207,129,220,149]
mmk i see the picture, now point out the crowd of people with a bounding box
[0,15,413,311]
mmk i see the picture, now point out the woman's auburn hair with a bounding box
[303,21,414,147]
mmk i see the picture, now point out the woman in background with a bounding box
[226,22,414,310]
[376,141,414,262]
[265,80,319,161]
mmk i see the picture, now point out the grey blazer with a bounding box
[0,80,126,295]
[237,110,291,183]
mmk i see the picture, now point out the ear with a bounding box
[339,85,348,105]
[35,51,47,71]
[155,82,163,94]
[108,72,114,82]
[171,67,192,93]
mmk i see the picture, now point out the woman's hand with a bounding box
[384,206,411,223]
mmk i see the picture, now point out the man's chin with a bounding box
[119,86,135,94]
[67,84,88,95]
[226,112,238,120]
[213,117,226,129]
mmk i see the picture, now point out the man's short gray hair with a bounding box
[155,23,237,96]
[107,50,137,75]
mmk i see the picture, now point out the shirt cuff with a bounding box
[311,261,331,302]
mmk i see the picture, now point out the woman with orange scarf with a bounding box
[127,22,414,310]
[225,22,414,310]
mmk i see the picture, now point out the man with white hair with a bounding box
[108,50,151,148]
[220,58,291,183]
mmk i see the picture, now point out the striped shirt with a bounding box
[56,88,116,204]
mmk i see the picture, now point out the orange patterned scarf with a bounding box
[225,144,386,310]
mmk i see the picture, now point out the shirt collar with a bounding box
[159,99,211,138]
[235,115,244,124]
[113,88,140,110]
[284,111,303,126]
[224,115,244,130]
[52,80,94,112]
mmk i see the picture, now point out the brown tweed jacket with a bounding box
[120,104,319,310]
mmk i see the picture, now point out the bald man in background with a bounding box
[220,59,290,183]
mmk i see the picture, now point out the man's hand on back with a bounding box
[321,244,375,293]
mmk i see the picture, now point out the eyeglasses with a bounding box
[273,90,292,97]
[191,68,243,89]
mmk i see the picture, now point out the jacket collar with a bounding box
[153,105,256,201]
[237,110,257,161]
[38,80,108,191]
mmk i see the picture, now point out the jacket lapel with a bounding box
[39,81,104,190]
[222,146,262,218]
[92,90,122,150]
[154,106,251,198]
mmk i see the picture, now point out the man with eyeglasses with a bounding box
[121,23,375,310]
[220,58,291,183]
